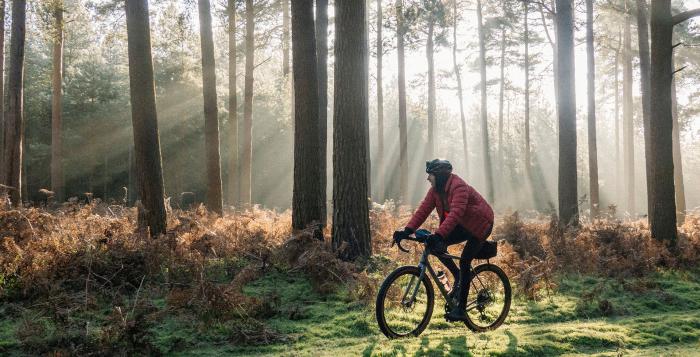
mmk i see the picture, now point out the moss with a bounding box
[4,269,700,356]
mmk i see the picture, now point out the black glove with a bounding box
[426,233,446,253]
[393,227,413,244]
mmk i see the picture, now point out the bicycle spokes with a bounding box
[465,270,506,328]
[381,271,432,336]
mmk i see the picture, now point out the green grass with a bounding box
[2,269,700,356]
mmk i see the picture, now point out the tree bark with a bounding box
[476,0,494,203]
[539,2,559,123]
[622,11,635,215]
[376,0,385,201]
[614,29,621,210]
[670,65,685,226]
[523,2,531,180]
[426,18,435,160]
[498,27,505,184]
[282,0,290,77]
[316,0,328,225]
[227,0,238,205]
[636,0,652,219]
[452,0,468,176]
[396,0,408,203]
[648,0,678,241]
[51,1,64,202]
[291,0,323,233]
[332,0,371,260]
[0,0,6,182]
[241,0,255,205]
[128,146,136,205]
[555,0,578,226]
[198,0,224,215]
[125,0,167,236]
[586,0,599,218]
[2,0,26,207]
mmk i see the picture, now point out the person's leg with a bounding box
[434,227,468,282]
[446,232,484,321]
[457,234,484,309]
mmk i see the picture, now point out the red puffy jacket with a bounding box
[406,174,494,241]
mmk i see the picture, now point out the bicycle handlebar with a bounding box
[392,235,426,253]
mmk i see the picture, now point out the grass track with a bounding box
[220,270,700,356]
[2,270,700,356]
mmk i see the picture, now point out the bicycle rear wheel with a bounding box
[375,266,434,339]
[463,264,511,332]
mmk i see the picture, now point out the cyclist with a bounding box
[393,159,494,322]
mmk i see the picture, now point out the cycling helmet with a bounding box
[425,159,453,175]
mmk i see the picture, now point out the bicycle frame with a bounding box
[403,246,490,313]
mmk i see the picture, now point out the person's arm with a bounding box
[406,189,436,231]
[435,183,469,238]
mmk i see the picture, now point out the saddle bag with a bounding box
[476,240,498,259]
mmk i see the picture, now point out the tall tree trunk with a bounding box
[0,0,6,181]
[586,0,599,218]
[614,29,621,209]
[648,0,676,241]
[241,0,255,205]
[622,11,635,215]
[476,0,494,203]
[227,0,238,206]
[636,0,652,219]
[128,146,136,204]
[198,0,224,215]
[497,27,505,187]
[452,0,468,176]
[316,0,328,225]
[523,2,531,181]
[291,0,323,234]
[539,2,559,123]
[426,19,435,160]
[282,0,290,77]
[51,1,64,202]
[671,67,685,226]
[364,3,371,201]
[555,0,578,226]
[125,0,167,236]
[376,0,385,201]
[2,0,26,207]
[396,0,408,203]
[332,0,371,260]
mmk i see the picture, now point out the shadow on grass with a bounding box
[362,341,377,357]
[409,335,471,357]
[505,330,518,354]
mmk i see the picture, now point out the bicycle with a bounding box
[375,229,511,339]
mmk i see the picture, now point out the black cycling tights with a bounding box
[435,225,484,308]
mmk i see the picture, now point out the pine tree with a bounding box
[125,0,167,236]
[333,0,371,260]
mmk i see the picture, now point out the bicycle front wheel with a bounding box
[464,264,511,332]
[375,266,434,339]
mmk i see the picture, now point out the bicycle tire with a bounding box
[375,266,435,339]
[463,264,511,332]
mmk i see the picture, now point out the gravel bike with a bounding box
[375,229,511,339]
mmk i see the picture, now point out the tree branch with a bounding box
[521,0,554,15]
[672,8,700,26]
[538,2,555,48]
[672,65,687,77]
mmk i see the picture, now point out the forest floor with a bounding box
[2,268,700,356]
[1,202,699,356]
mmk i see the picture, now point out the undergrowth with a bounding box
[1,197,699,355]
